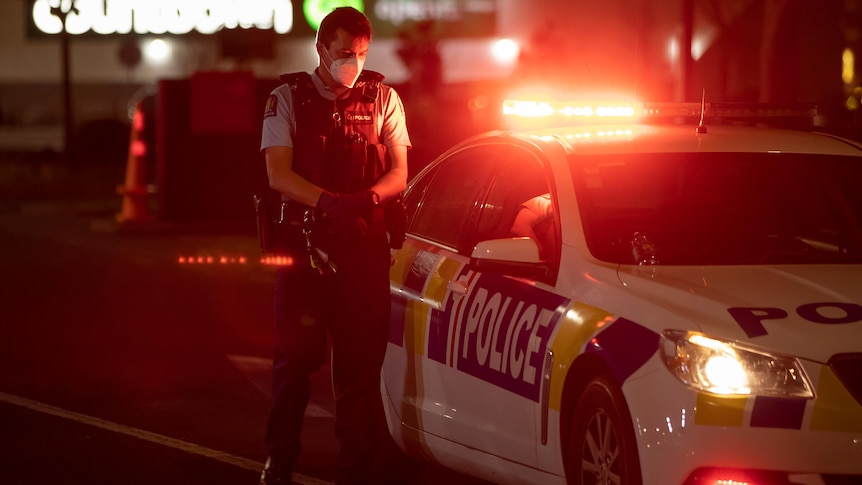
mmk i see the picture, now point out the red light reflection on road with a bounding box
[177,255,248,265]
[260,256,294,266]
[176,254,296,267]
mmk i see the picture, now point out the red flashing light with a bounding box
[503,99,640,119]
[501,94,817,130]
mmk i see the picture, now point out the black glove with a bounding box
[317,191,373,232]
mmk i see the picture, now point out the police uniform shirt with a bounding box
[260,69,411,152]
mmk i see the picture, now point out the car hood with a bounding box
[616,264,862,363]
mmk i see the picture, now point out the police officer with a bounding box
[258,7,411,485]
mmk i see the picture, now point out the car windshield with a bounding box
[572,152,862,265]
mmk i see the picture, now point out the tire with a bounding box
[566,375,642,485]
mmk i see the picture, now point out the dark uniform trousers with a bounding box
[266,216,391,485]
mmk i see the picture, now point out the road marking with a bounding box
[0,391,333,485]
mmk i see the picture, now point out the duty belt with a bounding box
[278,200,310,225]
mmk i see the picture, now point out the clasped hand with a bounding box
[316,191,373,233]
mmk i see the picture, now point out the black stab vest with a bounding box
[280,70,388,195]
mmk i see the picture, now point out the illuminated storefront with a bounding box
[1,0,502,153]
[26,0,497,38]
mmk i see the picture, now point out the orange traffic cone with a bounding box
[116,102,156,223]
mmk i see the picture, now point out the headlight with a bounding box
[660,330,815,399]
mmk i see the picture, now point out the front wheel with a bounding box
[566,375,642,485]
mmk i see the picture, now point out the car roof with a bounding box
[513,123,862,157]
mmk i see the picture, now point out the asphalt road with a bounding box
[0,186,490,485]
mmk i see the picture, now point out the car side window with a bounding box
[408,147,498,250]
[474,150,556,261]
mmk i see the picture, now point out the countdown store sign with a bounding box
[31,0,294,35]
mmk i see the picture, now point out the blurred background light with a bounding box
[491,38,519,65]
[144,38,171,63]
[842,47,855,85]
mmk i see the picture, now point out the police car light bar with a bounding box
[502,98,818,126]
[502,99,640,119]
[641,102,818,121]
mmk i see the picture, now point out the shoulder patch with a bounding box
[264,94,277,118]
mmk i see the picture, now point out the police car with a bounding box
[381,96,862,485]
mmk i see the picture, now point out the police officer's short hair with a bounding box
[317,7,372,47]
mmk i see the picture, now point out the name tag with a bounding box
[345,111,373,124]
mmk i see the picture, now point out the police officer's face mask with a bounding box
[320,46,363,88]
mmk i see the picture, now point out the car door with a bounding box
[387,140,568,468]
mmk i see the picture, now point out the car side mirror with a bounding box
[469,237,550,280]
